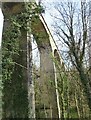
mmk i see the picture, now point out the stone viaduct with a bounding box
[0,1,65,119]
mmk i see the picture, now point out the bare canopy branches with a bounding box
[52,1,91,110]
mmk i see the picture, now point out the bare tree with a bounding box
[52,1,91,110]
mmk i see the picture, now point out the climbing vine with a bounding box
[2,2,44,81]
[1,2,44,118]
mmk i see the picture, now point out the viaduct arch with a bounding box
[1,2,64,118]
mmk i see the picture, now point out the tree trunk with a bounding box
[78,67,91,111]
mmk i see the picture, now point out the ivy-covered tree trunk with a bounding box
[77,66,91,111]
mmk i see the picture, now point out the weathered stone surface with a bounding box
[2,2,28,118]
